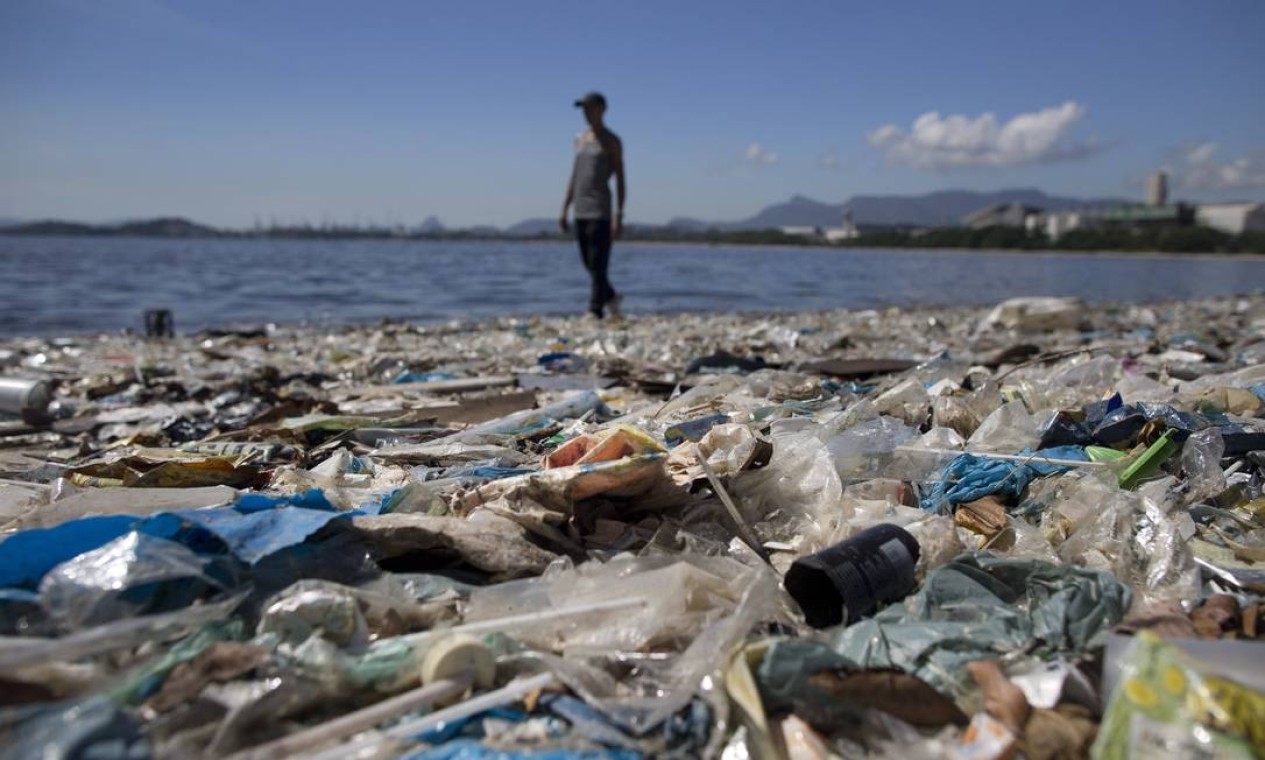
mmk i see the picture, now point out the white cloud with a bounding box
[744,142,778,165]
[867,102,1095,170]
[820,151,840,169]
[1178,142,1265,190]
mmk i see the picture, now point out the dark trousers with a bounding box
[575,218,616,317]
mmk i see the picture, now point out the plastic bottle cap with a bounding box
[420,633,495,690]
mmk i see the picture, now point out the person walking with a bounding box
[560,91,626,320]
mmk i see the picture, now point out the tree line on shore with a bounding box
[4,217,1263,254]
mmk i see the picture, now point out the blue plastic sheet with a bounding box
[235,488,338,513]
[0,493,349,595]
[919,445,1089,512]
[169,505,347,564]
[403,742,640,760]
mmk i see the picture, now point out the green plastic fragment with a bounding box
[1086,445,1128,463]
[1118,430,1179,490]
[110,619,245,706]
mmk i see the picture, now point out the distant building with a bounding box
[781,208,861,242]
[825,207,860,242]
[1026,210,1094,240]
[1094,204,1194,226]
[1146,171,1168,207]
[962,202,1042,229]
[1023,173,1201,242]
[1027,204,1195,241]
[778,225,823,239]
[1196,203,1265,235]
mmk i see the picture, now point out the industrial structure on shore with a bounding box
[954,171,1265,241]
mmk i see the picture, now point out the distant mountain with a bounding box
[115,217,217,236]
[0,218,24,229]
[3,220,102,235]
[417,215,445,233]
[711,188,1128,230]
[728,194,844,229]
[510,189,1123,234]
[3,216,217,237]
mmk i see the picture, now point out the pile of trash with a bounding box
[1,293,1263,759]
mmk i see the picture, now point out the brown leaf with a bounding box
[148,643,270,713]
[807,668,968,727]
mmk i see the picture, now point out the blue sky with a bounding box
[2,0,1262,228]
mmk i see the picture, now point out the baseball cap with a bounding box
[573,91,607,108]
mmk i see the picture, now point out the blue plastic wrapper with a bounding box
[0,697,152,760]
[663,414,730,448]
[393,370,460,384]
[919,445,1089,512]
[537,352,589,374]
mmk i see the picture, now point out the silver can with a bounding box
[0,377,53,424]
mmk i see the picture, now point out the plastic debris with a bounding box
[0,293,1263,758]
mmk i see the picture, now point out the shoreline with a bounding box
[5,230,1265,262]
[622,239,1265,262]
[3,291,1261,346]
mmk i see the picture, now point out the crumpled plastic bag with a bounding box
[665,423,772,487]
[38,531,233,631]
[826,416,919,482]
[968,401,1041,454]
[258,580,372,650]
[464,554,781,736]
[731,427,844,550]
[832,555,1131,699]
[457,453,670,513]
[1181,427,1227,505]
[873,379,931,428]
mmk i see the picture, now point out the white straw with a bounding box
[693,443,769,560]
[222,674,474,760]
[449,596,648,636]
[306,672,557,760]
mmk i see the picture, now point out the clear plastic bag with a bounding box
[258,580,371,650]
[873,379,931,428]
[968,401,1040,454]
[733,427,845,548]
[1181,427,1227,505]
[466,554,781,736]
[38,531,230,632]
[826,416,919,482]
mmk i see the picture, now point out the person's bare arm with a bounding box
[559,172,574,234]
[610,135,626,239]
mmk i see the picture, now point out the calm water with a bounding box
[1,235,1262,337]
